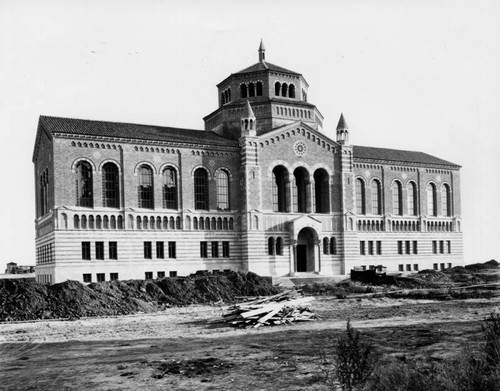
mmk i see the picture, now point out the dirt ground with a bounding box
[1,295,499,391]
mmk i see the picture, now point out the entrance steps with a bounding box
[272,274,347,287]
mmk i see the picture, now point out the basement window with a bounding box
[97,273,105,282]
[169,271,177,277]
[83,274,92,283]
[110,273,118,281]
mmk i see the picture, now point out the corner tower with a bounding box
[203,41,324,139]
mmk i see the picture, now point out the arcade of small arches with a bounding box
[220,87,232,105]
[240,81,263,99]
[355,177,452,217]
[276,106,312,119]
[356,218,456,233]
[272,165,331,214]
[61,212,236,232]
[71,159,232,213]
[274,82,296,98]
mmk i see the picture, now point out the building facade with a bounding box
[33,42,463,284]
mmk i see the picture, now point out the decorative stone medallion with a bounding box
[209,159,215,167]
[294,141,307,157]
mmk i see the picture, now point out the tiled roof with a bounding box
[236,61,301,76]
[353,145,460,168]
[39,116,239,147]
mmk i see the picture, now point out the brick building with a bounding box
[32,42,463,284]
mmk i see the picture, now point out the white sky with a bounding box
[1,0,499,272]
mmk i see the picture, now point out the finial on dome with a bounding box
[258,39,266,62]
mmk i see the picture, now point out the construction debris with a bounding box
[217,289,320,328]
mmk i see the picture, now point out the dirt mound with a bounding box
[465,260,499,271]
[0,271,280,322]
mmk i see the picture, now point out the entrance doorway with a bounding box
[296,227,317,273]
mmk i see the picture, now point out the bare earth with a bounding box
[1,296,499,391]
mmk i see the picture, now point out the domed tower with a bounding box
[203,41,324,139]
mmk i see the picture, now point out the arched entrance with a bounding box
[296,227,318,272]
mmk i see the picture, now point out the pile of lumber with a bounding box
[217,290,319,328]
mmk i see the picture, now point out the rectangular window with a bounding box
[222,241,230,258]
[168,241,176,259]
[440,263,445,271]
[360,241,365,255]
[145,271,153,279]
[405,241,411,255]
[109,242,118,260]
[368,241,374,255]
[97,273,105,282]
[432,241,437,254]
[82,242,91,260]
[96,242,104,260]
[447,240,451,254]
[156,241,164,259]
[376,241,382,255]
[144,241,152,259]
[398,264,404,272]
[212,241,219,258]
[433,263,438,270]
[447,263,452,269]
[412,241,418,255]
[406,264,411,272]
[439,240,444,254]
[83,273,92,283]
[397,241,403,255]
[157,271,165,279]
[110,273,118,281]
[200,241,208,258]
[169,271,177,277]
[414,264,419,271]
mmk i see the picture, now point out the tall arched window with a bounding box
[281,83,288,97]
[162,167,178,210]
[314,169,330,213]
[275,82,281,96]
[289,84,296,98]
[138,165,154,209]
[371,180,381,215]
[323,237,329,254]
[355,178,366,215]
[441,184,451,217]
[76,161,93,207]
[392,181,402,215]
[293,167,309,213]
[39,169,49,216]
[256,81,263,96]
[268,237,275,255]
[272,166,288,212]
[248,82,255,97]
[407,182,418,216]
[194,168,209,210]
[276,237,283,255]
[240,84,247,98]
[216,170,230,210]
[427,183,437,216]
[102,162,119,208]
[330,237,337,255]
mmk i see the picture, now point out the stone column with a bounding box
[316,240,321,274]
[291,240,297,276]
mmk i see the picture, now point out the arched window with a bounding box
[228,88,231,101]
[323,237,329,254]
[272,166,288,212]
[392,181,403,215]
[117,215,123,229]
[427,183,437,216]
[289,84,296,98]
[193,217,198,230]
[73,215,80,229]
[275,82,281,96]
[276,237,283,255]
[76,161,93,207]
[194,168,209,210]
[314,169,330,213]
[220,92,225,106]
[407,182,418,216]
[355,178,366,215]
[96,215,102,229]
[102,163,119,208]
[248,82,255,97]
[163,167,178,210]
[371,180,381,215]
[330,237,337,255]
[293,167,309,213]
[268,237,275,255]
[81,215,87,229]
[240,84,247,98]
[256,81,263,96]
[441,184,451,217]
[138,165,154,209]
[281,83,288,97]
[216,170,230,210]
[39,169,49,216]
